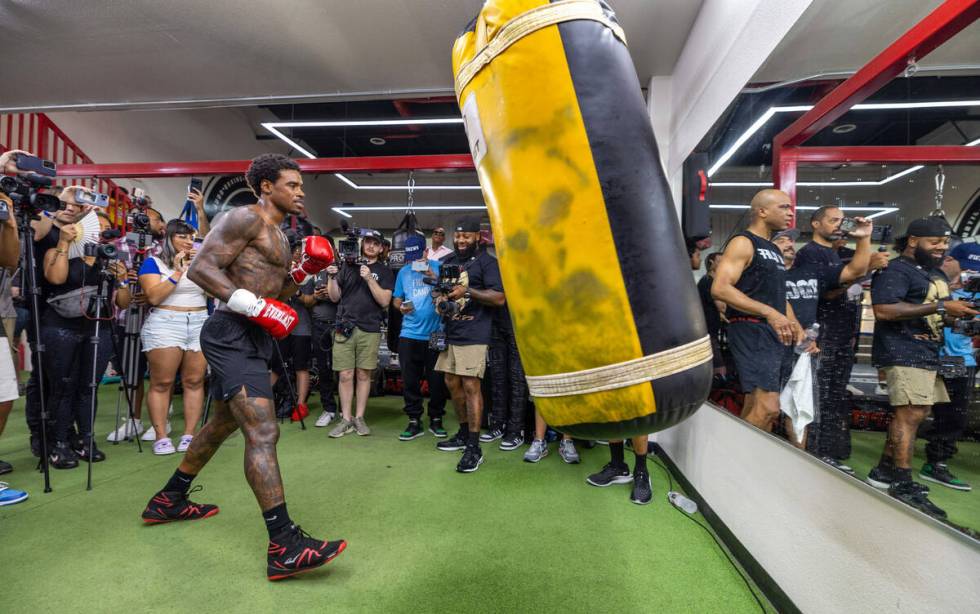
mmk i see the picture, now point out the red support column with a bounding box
[776,150,798,228]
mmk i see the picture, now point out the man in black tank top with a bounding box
[712,189,805,431]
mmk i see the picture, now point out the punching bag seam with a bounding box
[526,335,713,397]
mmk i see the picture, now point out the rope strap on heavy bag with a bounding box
[454,0,627,96]
[525,336,713,398]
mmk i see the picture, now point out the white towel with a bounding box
[779,353,815,443]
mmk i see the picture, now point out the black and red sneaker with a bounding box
[141,486,219,524]
[267,524,347,581]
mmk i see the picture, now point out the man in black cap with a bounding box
[325,229,395,437]
[868,217,977,517]
[433,216,505,473]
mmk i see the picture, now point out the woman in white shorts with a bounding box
[139,219,209,455]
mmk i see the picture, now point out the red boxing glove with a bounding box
[290,236,335,285]
[228,290,298,339]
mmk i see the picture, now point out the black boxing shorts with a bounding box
[200,310,275,401]
[727,320,786,394]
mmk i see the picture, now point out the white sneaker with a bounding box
[142,422,172,441]
[315,411,336,428]
[106,418,143,442]
[177,435,194,453]
[153,438,175,455]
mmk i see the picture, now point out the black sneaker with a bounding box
[267,524,347,581]
[499,431,524,451]
[73,439,106,463]
[586,462,632,487]
[141,486,220,524]
[456,445,484,473]
[631,471,653,505]
[919,463,972,491]
[820,456,853,475]
[866,464,895,490]
[479,426,504,443]
[888,480,947,518]
[398,420,424,441]
[436,428,467,452]
[0,459,11,475]
[49,441,79,470]
[429,419,447,438]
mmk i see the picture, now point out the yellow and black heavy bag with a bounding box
[452,0,712,439]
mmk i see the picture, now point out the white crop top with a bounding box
[138,256,207,308]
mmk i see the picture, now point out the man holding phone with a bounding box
[392,235,448,441]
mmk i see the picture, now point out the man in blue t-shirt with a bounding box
[392,235,448,441]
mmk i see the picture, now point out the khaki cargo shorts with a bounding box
[435,343,488,379]
[882,366,949,406]
[333,327,381,371]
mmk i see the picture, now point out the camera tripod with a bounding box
[15,208,52,492]
[83,256,118,490]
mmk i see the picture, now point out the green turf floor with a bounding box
[0,386,772,613]
[846,430,980,530]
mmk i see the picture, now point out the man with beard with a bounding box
[868,217,977,518]
[139,154,345,580]
[434,217,505,473]
[772,221,873,451]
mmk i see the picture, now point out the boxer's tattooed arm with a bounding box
[227,391,285,510]
[188,206,264,302]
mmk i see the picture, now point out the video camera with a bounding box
[125,187,155,248]
[423,263,464,318]
[960,271,980,294]
[338,220,380,266]
[83,228,121,261]
[0,154,62,219]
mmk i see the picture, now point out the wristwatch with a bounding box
[936,300,946,318]
[463,290,471,300]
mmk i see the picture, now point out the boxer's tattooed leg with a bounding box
[227,388,285,510]
[179,399,239,475]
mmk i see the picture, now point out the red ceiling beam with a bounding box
[774,0,980,153]
[783,145,980,165]
[54,154,475,179]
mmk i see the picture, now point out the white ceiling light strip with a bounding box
[334,172,482,191]
[331,204,487,219]
[710,204,898,220]
[706,99,980,179]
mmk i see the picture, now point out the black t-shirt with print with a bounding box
[336,261,395,333]
[871,256,948,369]
[785,262,844,331]
[794,242,859,347]
[442,249,504,346]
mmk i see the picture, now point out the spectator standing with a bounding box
[425,226,453,261]
[392,235,448,440]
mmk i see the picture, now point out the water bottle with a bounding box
[668,491,698,514]
[794,322,820,354]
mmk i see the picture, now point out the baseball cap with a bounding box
[899,217,952,241]
[362,229,384,243]
[454,216,482,233]
[404,235,426,261]
[772,229,800,242]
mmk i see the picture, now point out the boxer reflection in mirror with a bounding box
[712,189,807,431]
[141,153,346,581]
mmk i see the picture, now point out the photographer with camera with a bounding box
[867,217,977,517]
[392,235,448,441]
[138,219,208,455]
[325,229,394,437]
[41,198,131,468]
[0,188,27,505]
[432,217,505,474]
[916,256,975,492]
[106,195,167,442]
[311,237,339,427]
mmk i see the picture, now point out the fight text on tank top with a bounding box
[727,230,786,319]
